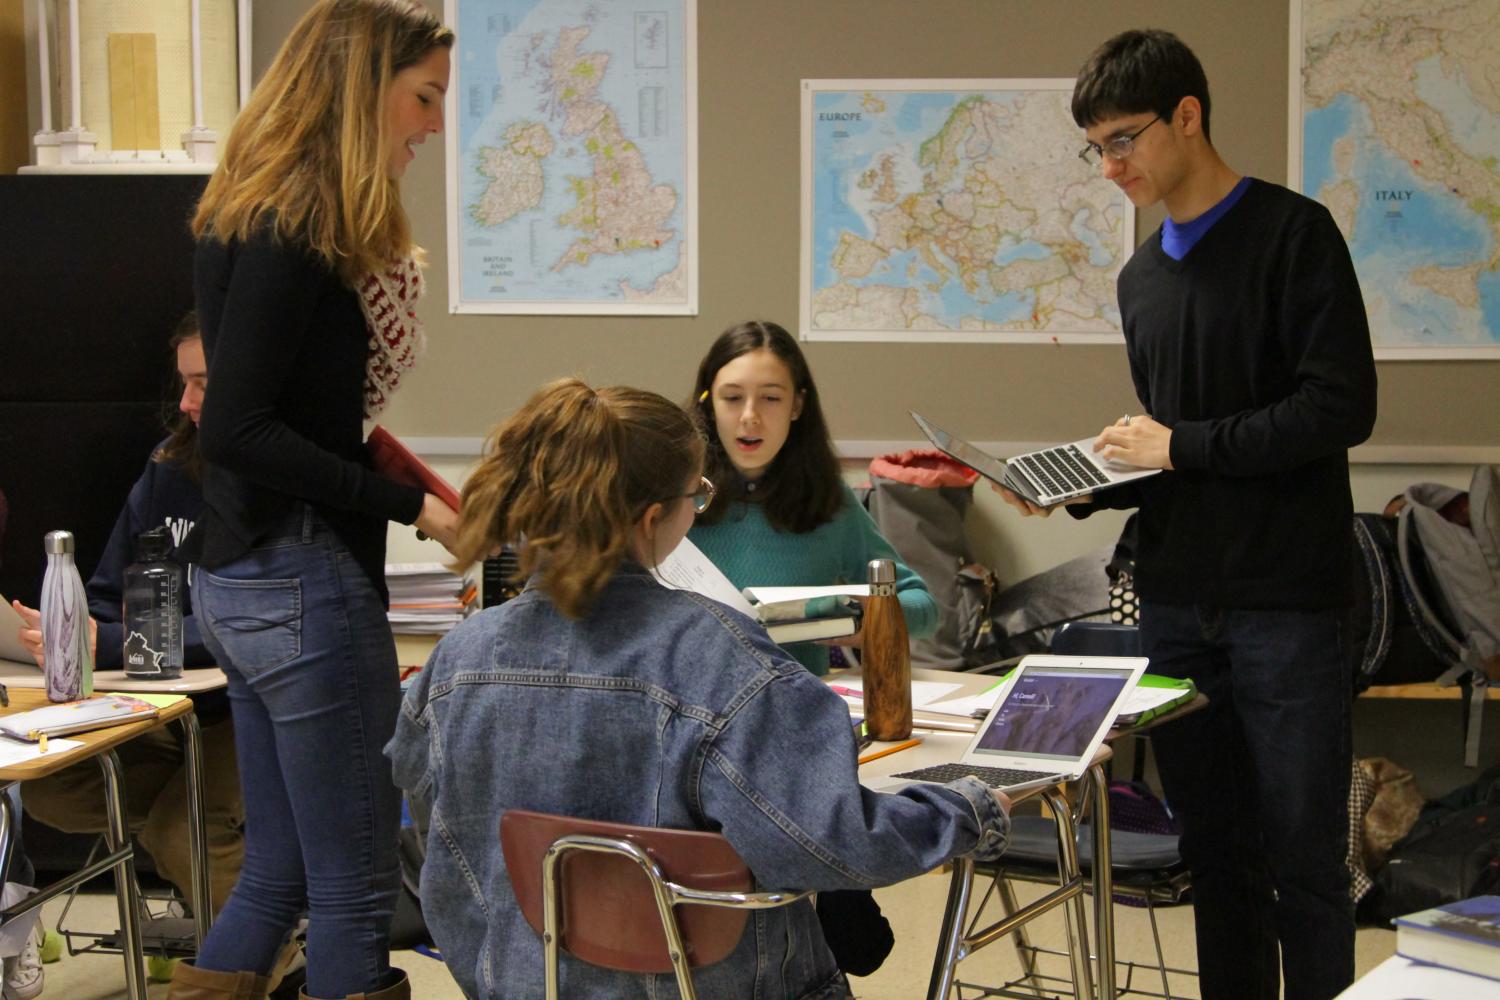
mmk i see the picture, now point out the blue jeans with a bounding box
[1140,600,1353,1000]
[194,508,402,998]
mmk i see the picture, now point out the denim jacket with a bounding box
[386,562,1008,1000]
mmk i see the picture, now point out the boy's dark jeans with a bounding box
[1141,600,1354,1000]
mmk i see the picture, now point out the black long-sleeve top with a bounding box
[184,227,424,602]
[1075,179,1378,609]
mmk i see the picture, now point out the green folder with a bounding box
[1115,674,1197,727]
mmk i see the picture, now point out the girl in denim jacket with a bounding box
[387,378,1009,1000]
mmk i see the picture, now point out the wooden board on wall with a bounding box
[0,0,28,173]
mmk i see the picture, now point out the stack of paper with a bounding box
[385,563,474,635]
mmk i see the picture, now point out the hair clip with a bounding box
[698,390,709,403]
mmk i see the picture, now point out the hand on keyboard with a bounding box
[1094,414,1173,470]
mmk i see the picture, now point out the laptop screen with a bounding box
[910,412,1011,484]
[972,665,1134,763]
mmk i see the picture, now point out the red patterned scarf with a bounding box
[357,255,427,418]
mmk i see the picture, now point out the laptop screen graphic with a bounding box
[975,668,1132,761]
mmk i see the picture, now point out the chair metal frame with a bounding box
[534,831,812,1000]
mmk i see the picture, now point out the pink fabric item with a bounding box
[868,449,978,489]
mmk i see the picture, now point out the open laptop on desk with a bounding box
[866,655,1147,795]
[911,410,1159,507]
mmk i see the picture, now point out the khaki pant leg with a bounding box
[21,726,180,836]
[137,718,243,914]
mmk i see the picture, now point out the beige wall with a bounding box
[242,0,1500,454]
[240,1,1495,580]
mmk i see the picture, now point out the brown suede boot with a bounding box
[297,968,409,1000]
[167,960,270,1000]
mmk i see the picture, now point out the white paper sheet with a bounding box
[652,538,757,617]
[0,737,84,768]
[826,677,964,709]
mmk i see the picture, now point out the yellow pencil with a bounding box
[858,737,922,765]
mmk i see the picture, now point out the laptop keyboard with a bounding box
[1013,445,1109,497]
[892,763,1061,789]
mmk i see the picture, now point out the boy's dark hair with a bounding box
[689,320,845,534]
[1071,29,1212,142]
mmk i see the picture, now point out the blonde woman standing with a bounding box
[174,3,455,998]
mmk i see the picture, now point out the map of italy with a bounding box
[806,84,1132,341]
[1300,0,1500,349]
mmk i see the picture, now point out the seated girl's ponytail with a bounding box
[452,378,703,618]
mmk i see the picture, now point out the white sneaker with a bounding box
[2,923,44,1000]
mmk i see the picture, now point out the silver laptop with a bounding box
[868,655,1148,795]
[911,410,1159,507]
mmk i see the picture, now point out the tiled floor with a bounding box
[26,873,1397,999]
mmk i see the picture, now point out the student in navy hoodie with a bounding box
[11,314,246,920]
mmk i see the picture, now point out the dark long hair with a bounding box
[153,313,202,484]
[689,321,843,534]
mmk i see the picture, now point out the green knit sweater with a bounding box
[688,484,938,675]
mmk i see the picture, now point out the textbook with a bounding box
[653,539,861,644]
[1394,895,1500,981]
[741,585,870,623]
[0,694,159,742]
[367,426,462,512]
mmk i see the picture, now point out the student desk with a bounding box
[838,665,1205,1000]
[0,688,205,1000]
[0,662,222,987]
[1336,954,1500,999]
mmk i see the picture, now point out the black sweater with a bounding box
[1078,179,1378,609]
[185,227,424,602]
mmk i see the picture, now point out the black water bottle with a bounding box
[122,527,184,679]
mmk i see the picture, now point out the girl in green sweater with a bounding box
[686,320,938,977]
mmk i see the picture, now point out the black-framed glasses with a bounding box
[1078,115,1161,166]
[682,476,716,515]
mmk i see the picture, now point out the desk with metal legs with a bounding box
[857,727,1112,1000]
[843,666,1205,1000]
[0,689,209,1000]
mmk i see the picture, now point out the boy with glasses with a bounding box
[998,28,1377,1000]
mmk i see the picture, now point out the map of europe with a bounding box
[449,1,693,313]
[802,81,1133,342]
[1298,0,1500,354]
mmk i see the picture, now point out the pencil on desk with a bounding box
[858,737,922,765]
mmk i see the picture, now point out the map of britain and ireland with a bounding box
[803,82,1133,342]
[1298,0,1500,353]
[452,1,691,312]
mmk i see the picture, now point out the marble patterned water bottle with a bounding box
[40,530,94,702]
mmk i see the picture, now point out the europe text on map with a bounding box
[1295,0,1500,355]
[447,0,696,314]
[801,80,1134,343]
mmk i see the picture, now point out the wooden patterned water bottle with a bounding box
[40,530,94,702]
[862,558,912,741]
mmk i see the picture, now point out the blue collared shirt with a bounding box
[1161,175,1252,260]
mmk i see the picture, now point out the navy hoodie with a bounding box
[87,442,209,670]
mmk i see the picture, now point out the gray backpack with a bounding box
[1397,465,1500,766]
